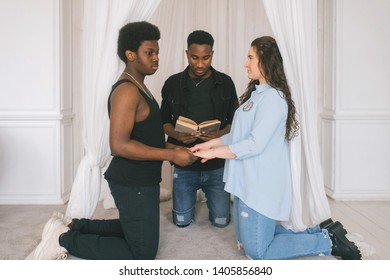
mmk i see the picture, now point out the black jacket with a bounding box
[160,66,238,170]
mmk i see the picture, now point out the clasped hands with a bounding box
[190,142,215,164]
[173,143,214,167]
[174,131,219,166]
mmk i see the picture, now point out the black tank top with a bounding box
[104,79,165,187]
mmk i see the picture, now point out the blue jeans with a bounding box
[233,197,332,260]
[172,167,230,228]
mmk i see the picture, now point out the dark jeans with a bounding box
[60,182,160,260]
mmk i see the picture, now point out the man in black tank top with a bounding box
[160,31,239,228]
[31,21,197,260]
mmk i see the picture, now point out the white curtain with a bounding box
[227,0,274,95]
[262,0,331,230]
[66,0,161,218]
[147,0,232,97]
[147,0,273,108]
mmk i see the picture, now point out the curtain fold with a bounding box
[262,0,331,231]
[66,0,161,218]
[147,0,231,97]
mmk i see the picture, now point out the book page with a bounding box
[174,116,220,134]
[174,117,198,134]
[198,120,221,133]
[178,116,197,125]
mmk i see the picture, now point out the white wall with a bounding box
[319,0,390,200]
[0,0,77,203]
[70,0,84,182]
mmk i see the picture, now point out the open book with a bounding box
[174,116,221,134]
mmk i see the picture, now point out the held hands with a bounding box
[190,138,235,163]
[172,147,198,167]
[170,137,222,166]
[189,143,215,164]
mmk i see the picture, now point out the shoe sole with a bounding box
[33,218,64,259]
[352,246,362,260]
[33,240,67,260]
[328,221,362,260]
[339,241,362,260]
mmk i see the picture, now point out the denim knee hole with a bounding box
[241,211,249,218]
[176,215,185,222]
[214,217,228,226]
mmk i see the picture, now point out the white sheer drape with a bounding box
[262,0,331,230]
[148,0,273,100]
[147,0,232,97]
[66,0,161,218]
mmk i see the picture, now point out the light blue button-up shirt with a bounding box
[222,83,292,221]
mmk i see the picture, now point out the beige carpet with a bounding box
[1,198,339,260]
[0,199,248,260]
[157,199,246,260]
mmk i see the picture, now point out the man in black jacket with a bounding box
[160,30,239,228]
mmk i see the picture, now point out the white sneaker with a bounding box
[41,211,72,240]
[51,210,73,226]
[32,217,69,260]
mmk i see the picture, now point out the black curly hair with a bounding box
[117,21,160,63]
[187,30,214,48]
[240,36,299,141]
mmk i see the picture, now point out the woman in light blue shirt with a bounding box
[191,36,361,260]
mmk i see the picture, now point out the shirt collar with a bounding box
[255,83,271,93]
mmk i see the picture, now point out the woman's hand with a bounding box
[191,142,236,163]
[192,148,215,163]
[190,142,213,163]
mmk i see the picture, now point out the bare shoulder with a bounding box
[109,80,150,123]
[110,81,142,108]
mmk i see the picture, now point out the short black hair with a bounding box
[117,21,160,63]
[187,30,214,48]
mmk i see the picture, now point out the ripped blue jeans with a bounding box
[172,167,230,228]
[233,196,332,260]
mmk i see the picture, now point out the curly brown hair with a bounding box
[240,36,299,141]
